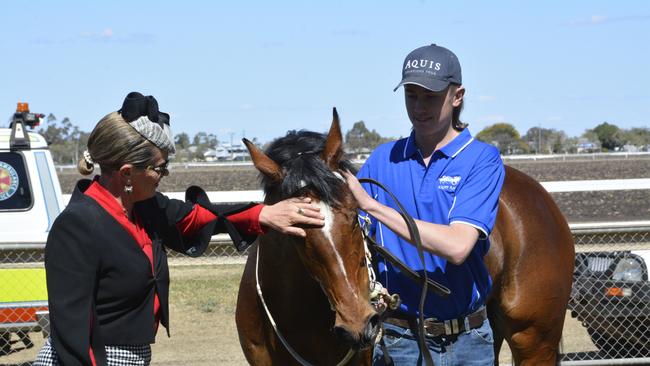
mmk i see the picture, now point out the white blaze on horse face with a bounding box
[318,201,357,300]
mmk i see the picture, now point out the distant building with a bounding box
[344,147,372,161]
[576,138,600,153]
[621,144,640,153]
[203,146,231,161]
[203,144,251,161]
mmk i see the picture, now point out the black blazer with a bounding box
[45,180,256,366]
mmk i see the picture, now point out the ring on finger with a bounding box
[297,207,305,215]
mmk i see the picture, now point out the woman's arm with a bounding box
[146,187,325,255]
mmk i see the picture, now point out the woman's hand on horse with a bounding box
[259,197,325,237]
[342,170,377,212]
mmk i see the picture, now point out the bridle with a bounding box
[255,243,356,366]
[253,170,357,366]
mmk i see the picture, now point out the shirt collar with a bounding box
[439,129,474,158]
[84,177,129,219]
[402,131,419,159]
[403,128,474,160]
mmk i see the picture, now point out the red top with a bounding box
[84,180,265,331]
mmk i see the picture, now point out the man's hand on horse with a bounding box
[342,170,377,212]
[259,197,325,237]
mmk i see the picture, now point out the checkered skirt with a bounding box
[34,337,152,366]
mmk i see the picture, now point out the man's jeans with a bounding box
[373,318,495,366]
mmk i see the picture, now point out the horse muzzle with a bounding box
[333,312,380,350]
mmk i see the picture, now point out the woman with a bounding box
[34,92,323,366]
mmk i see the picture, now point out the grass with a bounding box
[0,264,599,366]
[151,264,248,366]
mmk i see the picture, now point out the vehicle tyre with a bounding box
[587,326,646,358]
[0,332,10,355]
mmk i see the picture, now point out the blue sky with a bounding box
[1,1,649,144]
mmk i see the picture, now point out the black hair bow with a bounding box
[119,91,170,127]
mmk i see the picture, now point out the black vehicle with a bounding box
[569,250,650,358]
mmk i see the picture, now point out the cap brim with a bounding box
[393,77,450,92]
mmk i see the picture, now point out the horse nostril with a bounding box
[333,325,356,346]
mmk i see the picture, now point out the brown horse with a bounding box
[236,110,575,366]
[236,110,377,365]
[486,166,575,365]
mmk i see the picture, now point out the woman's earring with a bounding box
[124,180,133,194]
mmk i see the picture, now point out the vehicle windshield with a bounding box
[0,152,33,210]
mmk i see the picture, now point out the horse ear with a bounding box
[242,138,283,183]
[321,107,343,169]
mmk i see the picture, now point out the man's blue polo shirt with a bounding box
[357,129,505,320]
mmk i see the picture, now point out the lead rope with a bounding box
[361,215,401,312]
[255,243,355,366]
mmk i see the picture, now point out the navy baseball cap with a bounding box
[394,44,462,92]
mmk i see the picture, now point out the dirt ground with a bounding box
[0,265,599,366]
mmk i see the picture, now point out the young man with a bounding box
[344,44,505,365]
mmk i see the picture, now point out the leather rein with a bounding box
[358,177,451,366]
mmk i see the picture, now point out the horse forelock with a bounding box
[259,130,356,206]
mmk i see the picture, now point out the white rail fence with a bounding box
[60,178,650,205]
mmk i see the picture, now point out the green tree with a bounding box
[621,127,650,149]
[193,132,208,146]
[175,133,190,150]
[476,123,529,154]
[591,122,623,151]
[207,133,218,147]
[523,127,568,154]
[37,115,87,164]
[344,121,392,152]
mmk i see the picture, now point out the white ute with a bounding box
[0,102,64,355]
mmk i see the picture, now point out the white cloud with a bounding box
[100,28,113,38]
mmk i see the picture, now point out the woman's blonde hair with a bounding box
[77,112,162,175]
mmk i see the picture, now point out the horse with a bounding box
[486,166,575,365]
[236,109,575,366]
[236,109,378,365]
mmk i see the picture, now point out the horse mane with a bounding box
[261,130,356,206]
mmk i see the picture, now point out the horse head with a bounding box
[243,108,379,350]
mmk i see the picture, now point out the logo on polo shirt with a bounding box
[438,175,461,192]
